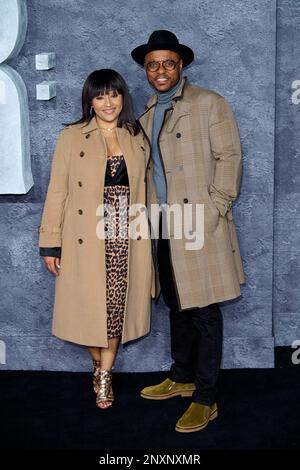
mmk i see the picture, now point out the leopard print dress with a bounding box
[104,155,130,339]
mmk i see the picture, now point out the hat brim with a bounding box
[131,43,194,68]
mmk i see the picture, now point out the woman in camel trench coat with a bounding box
[38,69,154,409]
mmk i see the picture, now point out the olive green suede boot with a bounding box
[175,402,218,432]
[140,378,196,400]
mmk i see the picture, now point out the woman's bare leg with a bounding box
[88,346,101,362]
[100,337,120,370]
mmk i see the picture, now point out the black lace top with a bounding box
[104,155,129,187]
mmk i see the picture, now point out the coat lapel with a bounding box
[115,127,136,178]
[139,102,156,142]
[139,76,191,138]
[80,117,106,160]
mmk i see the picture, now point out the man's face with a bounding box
[144,50,183,92]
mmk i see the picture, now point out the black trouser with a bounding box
[156,215,223,405]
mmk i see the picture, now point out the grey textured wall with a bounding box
[0,0,290,372]
[274,0,300,345]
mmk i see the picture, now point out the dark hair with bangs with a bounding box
[66,69,140,135]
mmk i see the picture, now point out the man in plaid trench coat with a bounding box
[131,30,245,432]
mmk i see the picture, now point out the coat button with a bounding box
[176,132,181,138]
[140,145,145,151]
[183,197,189,203]
[137,235,142,240]
[78,238,83,244]
[78,209,83,214]
[80,151,85,157]
[78,181,82,187]
[85,134,90,139]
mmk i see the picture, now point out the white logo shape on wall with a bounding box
[0,340,6,364]
[291,80,300,105]
[0,0,33,194]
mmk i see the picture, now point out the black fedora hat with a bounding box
[131,30,194,68]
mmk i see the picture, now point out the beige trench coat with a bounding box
[38,118,154,347]
[139,77,246,310]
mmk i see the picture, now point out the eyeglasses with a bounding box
[145,59,181,72]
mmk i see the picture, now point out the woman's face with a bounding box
[92,90,123,127]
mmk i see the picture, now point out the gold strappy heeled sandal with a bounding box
[96,370,114,409]
[92,359,101,394]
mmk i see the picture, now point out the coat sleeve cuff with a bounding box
[38,227,62,247]
[208,184,233,216]
[210,197,232,217]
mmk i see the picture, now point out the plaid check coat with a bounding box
[139,77,246,310]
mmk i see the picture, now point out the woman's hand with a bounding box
[43,256,61,276]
